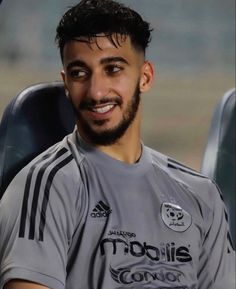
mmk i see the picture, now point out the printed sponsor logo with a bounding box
[100,238,192,263]
[108,230,136,239]
[90,201,112,218]
[110,265,184,285]
[161,202,192,232]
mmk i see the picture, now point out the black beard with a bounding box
[69,83,141,146]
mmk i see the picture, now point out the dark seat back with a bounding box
[201,88,236,246]
[0,82,75,198]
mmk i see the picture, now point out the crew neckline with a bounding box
[75,131,152,176]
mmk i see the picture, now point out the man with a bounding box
[0,0,235,288]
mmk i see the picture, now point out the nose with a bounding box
[88,73,110,100]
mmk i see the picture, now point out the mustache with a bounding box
[79,97,122,110]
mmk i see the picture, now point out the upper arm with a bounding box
[4,280,50,289]
[198,180,235,288]
[0,154,80,289]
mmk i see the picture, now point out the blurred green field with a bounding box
[0,65,235,171]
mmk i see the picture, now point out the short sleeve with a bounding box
[0,154,82,289]
[198,180,235,289]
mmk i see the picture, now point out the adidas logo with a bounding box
[91,201,112,218]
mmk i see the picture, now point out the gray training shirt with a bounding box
[0,130,235,289]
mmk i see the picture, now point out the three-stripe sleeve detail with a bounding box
[38,154,73,241]
[19,148,60,238]
[167,158,207,179]
[19,147,73,241]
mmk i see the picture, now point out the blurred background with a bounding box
[0,0,235,170]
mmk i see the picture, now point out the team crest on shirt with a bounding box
[161,202,192,232]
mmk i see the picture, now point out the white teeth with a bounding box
[92,104,114,113]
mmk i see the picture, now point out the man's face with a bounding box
[61,35,153,145]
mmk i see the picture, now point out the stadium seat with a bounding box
[201,88,236,247]
[0,82,75,199]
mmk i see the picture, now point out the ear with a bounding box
[60,70,69,98]
[61,69,66,82]
[139,61,154,93]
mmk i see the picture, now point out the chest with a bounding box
[82,168,203,260]
[67,168,204,288]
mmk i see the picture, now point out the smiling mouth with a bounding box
[80,97,122,116]
[91,104,116,114]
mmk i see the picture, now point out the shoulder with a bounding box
[22,132,85,182]
[0,133,88,238]
[145,145,205,179]
[145,146,221,204]
[18,136,77,186]
[1,133,87,209]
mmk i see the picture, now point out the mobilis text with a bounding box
[100,238,192,263]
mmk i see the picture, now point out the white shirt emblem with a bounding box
[161,202,192,232]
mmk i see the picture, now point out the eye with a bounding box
[105,64,123,75]
[69,69,88,80]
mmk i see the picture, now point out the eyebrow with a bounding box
[100,56,129,65]
[66,60,87,71]
[66,56,129,71]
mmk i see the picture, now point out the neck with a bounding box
[98,129,142,164]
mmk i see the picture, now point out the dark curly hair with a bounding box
[56,0,152,61]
